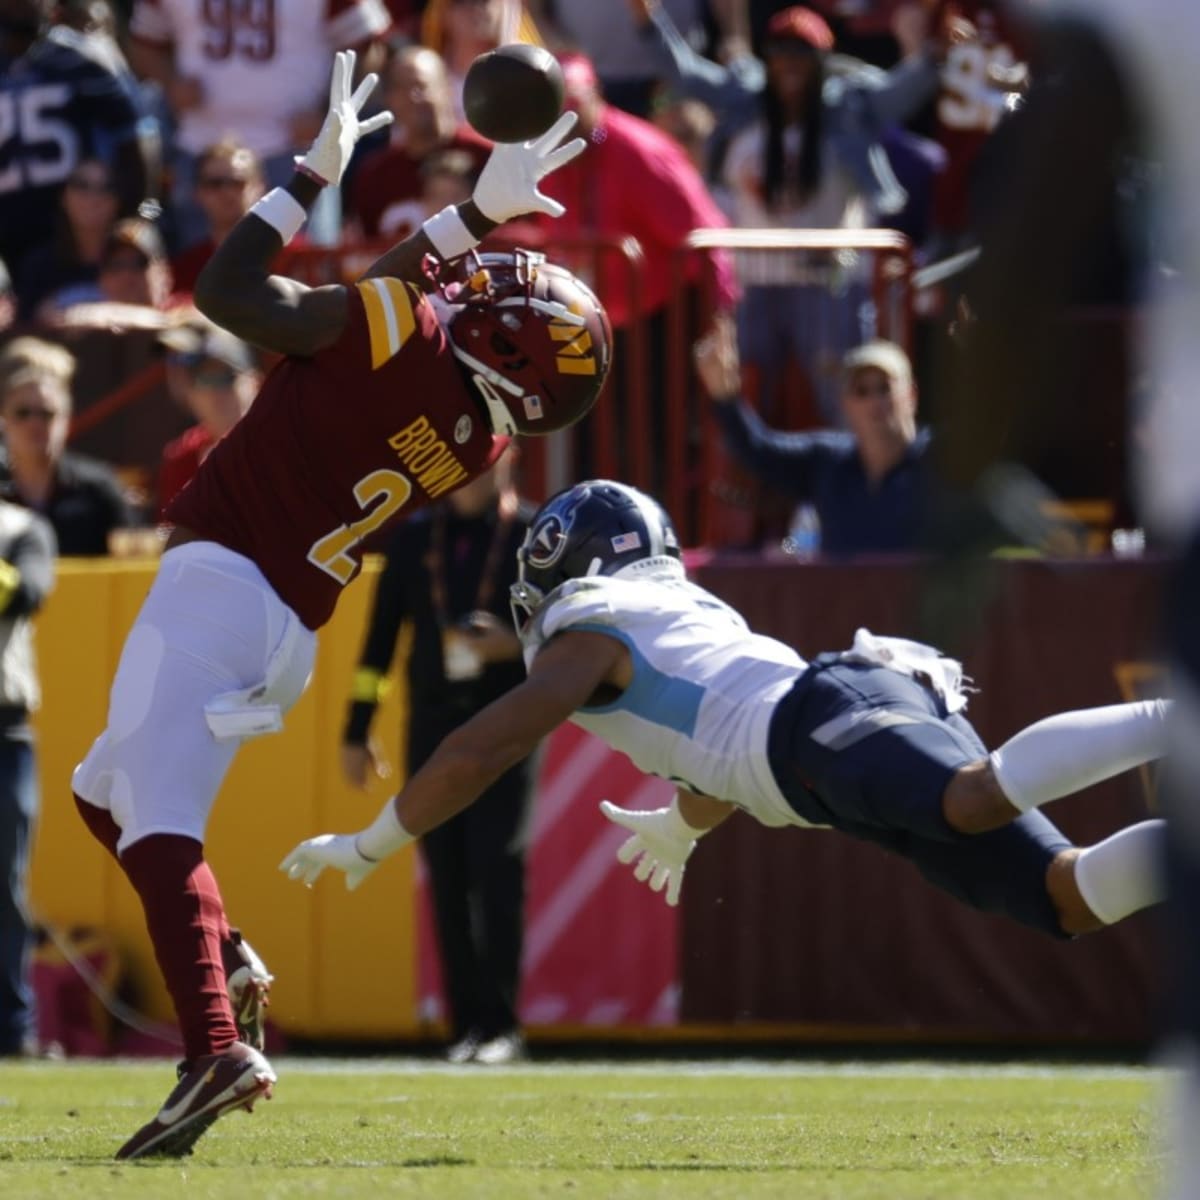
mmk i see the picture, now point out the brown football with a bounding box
[463,44,565,144]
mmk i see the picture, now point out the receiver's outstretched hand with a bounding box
[473,112,586,223]
[298,49,394,187]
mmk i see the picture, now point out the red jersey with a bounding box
[171,237,307,297]
[349,127,490,240]
[932,0,1030,233]
[166,278,504,629]
[158,423,214,519]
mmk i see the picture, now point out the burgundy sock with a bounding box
[74,792,121,863]
[120,834,239,1061]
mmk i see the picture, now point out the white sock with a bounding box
[1073,819,1165,925]
[989,699,1169,813]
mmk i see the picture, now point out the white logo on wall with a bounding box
[454,415,472,443]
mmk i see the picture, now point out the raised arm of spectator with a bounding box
[695,317,820,496]
[830,6,944,136]
[627,0,764,123]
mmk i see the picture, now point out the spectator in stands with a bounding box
[0,261,15,334]
[0,0,156,282]
[909,0,1031,259]
[0,337,134,554]
[701,314,933,555]
[530,0,721,119]
[540,51,737,479]
[170,140,267,297]
[623,0,765,188]
[720,6,941,428]
[341,449,535,1066]
[0,496,55,1059]
[126,0,390,249]
[15,158,121,324]
[421,0,541,121]
[650,93,718,179]
[348,45,490,242]
[156,318,258,517]
[49,218,179,331]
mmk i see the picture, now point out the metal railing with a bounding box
[667,227,915,546]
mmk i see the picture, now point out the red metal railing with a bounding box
[668,228,915,546]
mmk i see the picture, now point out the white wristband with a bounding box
[421,205,480,261]
[249,188,307,245]
[355,798,415,862]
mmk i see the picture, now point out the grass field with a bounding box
[0,1058,1162,1199]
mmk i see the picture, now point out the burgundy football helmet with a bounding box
[437,250,612,437]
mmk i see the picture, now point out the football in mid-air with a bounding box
[463,44,565,144]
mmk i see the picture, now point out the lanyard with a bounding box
[426,488,518,628]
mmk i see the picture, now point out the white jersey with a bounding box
[522,575,811,828]
[129,0,390,157]
[1052,0,1200,539]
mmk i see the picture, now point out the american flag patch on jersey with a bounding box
[611,531,641,553]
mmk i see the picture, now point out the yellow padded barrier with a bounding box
[28,556,418,1041]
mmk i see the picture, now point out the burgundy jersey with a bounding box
[166,278,504,629]
[932,0,1030,234]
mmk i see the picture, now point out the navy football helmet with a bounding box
[510,480,683,631]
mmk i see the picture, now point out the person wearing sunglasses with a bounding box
[0,337,133,556]
[15,159,120,324]
[170,140,271,297]
[50,217,180,331]
[156,318,259,516]
[702,314,934,555]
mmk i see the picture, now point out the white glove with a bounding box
[279,833,380,892]
[472,111,586,224]
[599,798,703,907]
[298,49,393,187]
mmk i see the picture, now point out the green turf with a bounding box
[0,1059,1160,1199]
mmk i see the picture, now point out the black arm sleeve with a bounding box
[711,398,821,498]
[343,523,415,744]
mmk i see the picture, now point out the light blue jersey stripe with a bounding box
[573,623,704,737]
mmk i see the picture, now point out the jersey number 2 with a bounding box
[307,469,412,585]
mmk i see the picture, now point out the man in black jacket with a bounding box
[342,448,535,1065]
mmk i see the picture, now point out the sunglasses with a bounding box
[191,365,238,388]
[8,407,60,422]
[67,176,115,194]
[102,253,150,273]
[198,176,250,191]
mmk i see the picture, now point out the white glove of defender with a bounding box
[298,49,393,187]
[279,833,380,892]
[472,111,586,224]
[599,798,702,907]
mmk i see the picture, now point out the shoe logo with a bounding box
[157,1067,217,1125]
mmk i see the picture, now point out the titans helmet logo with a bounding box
[525,491,587,570]
[525,514,568,569]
